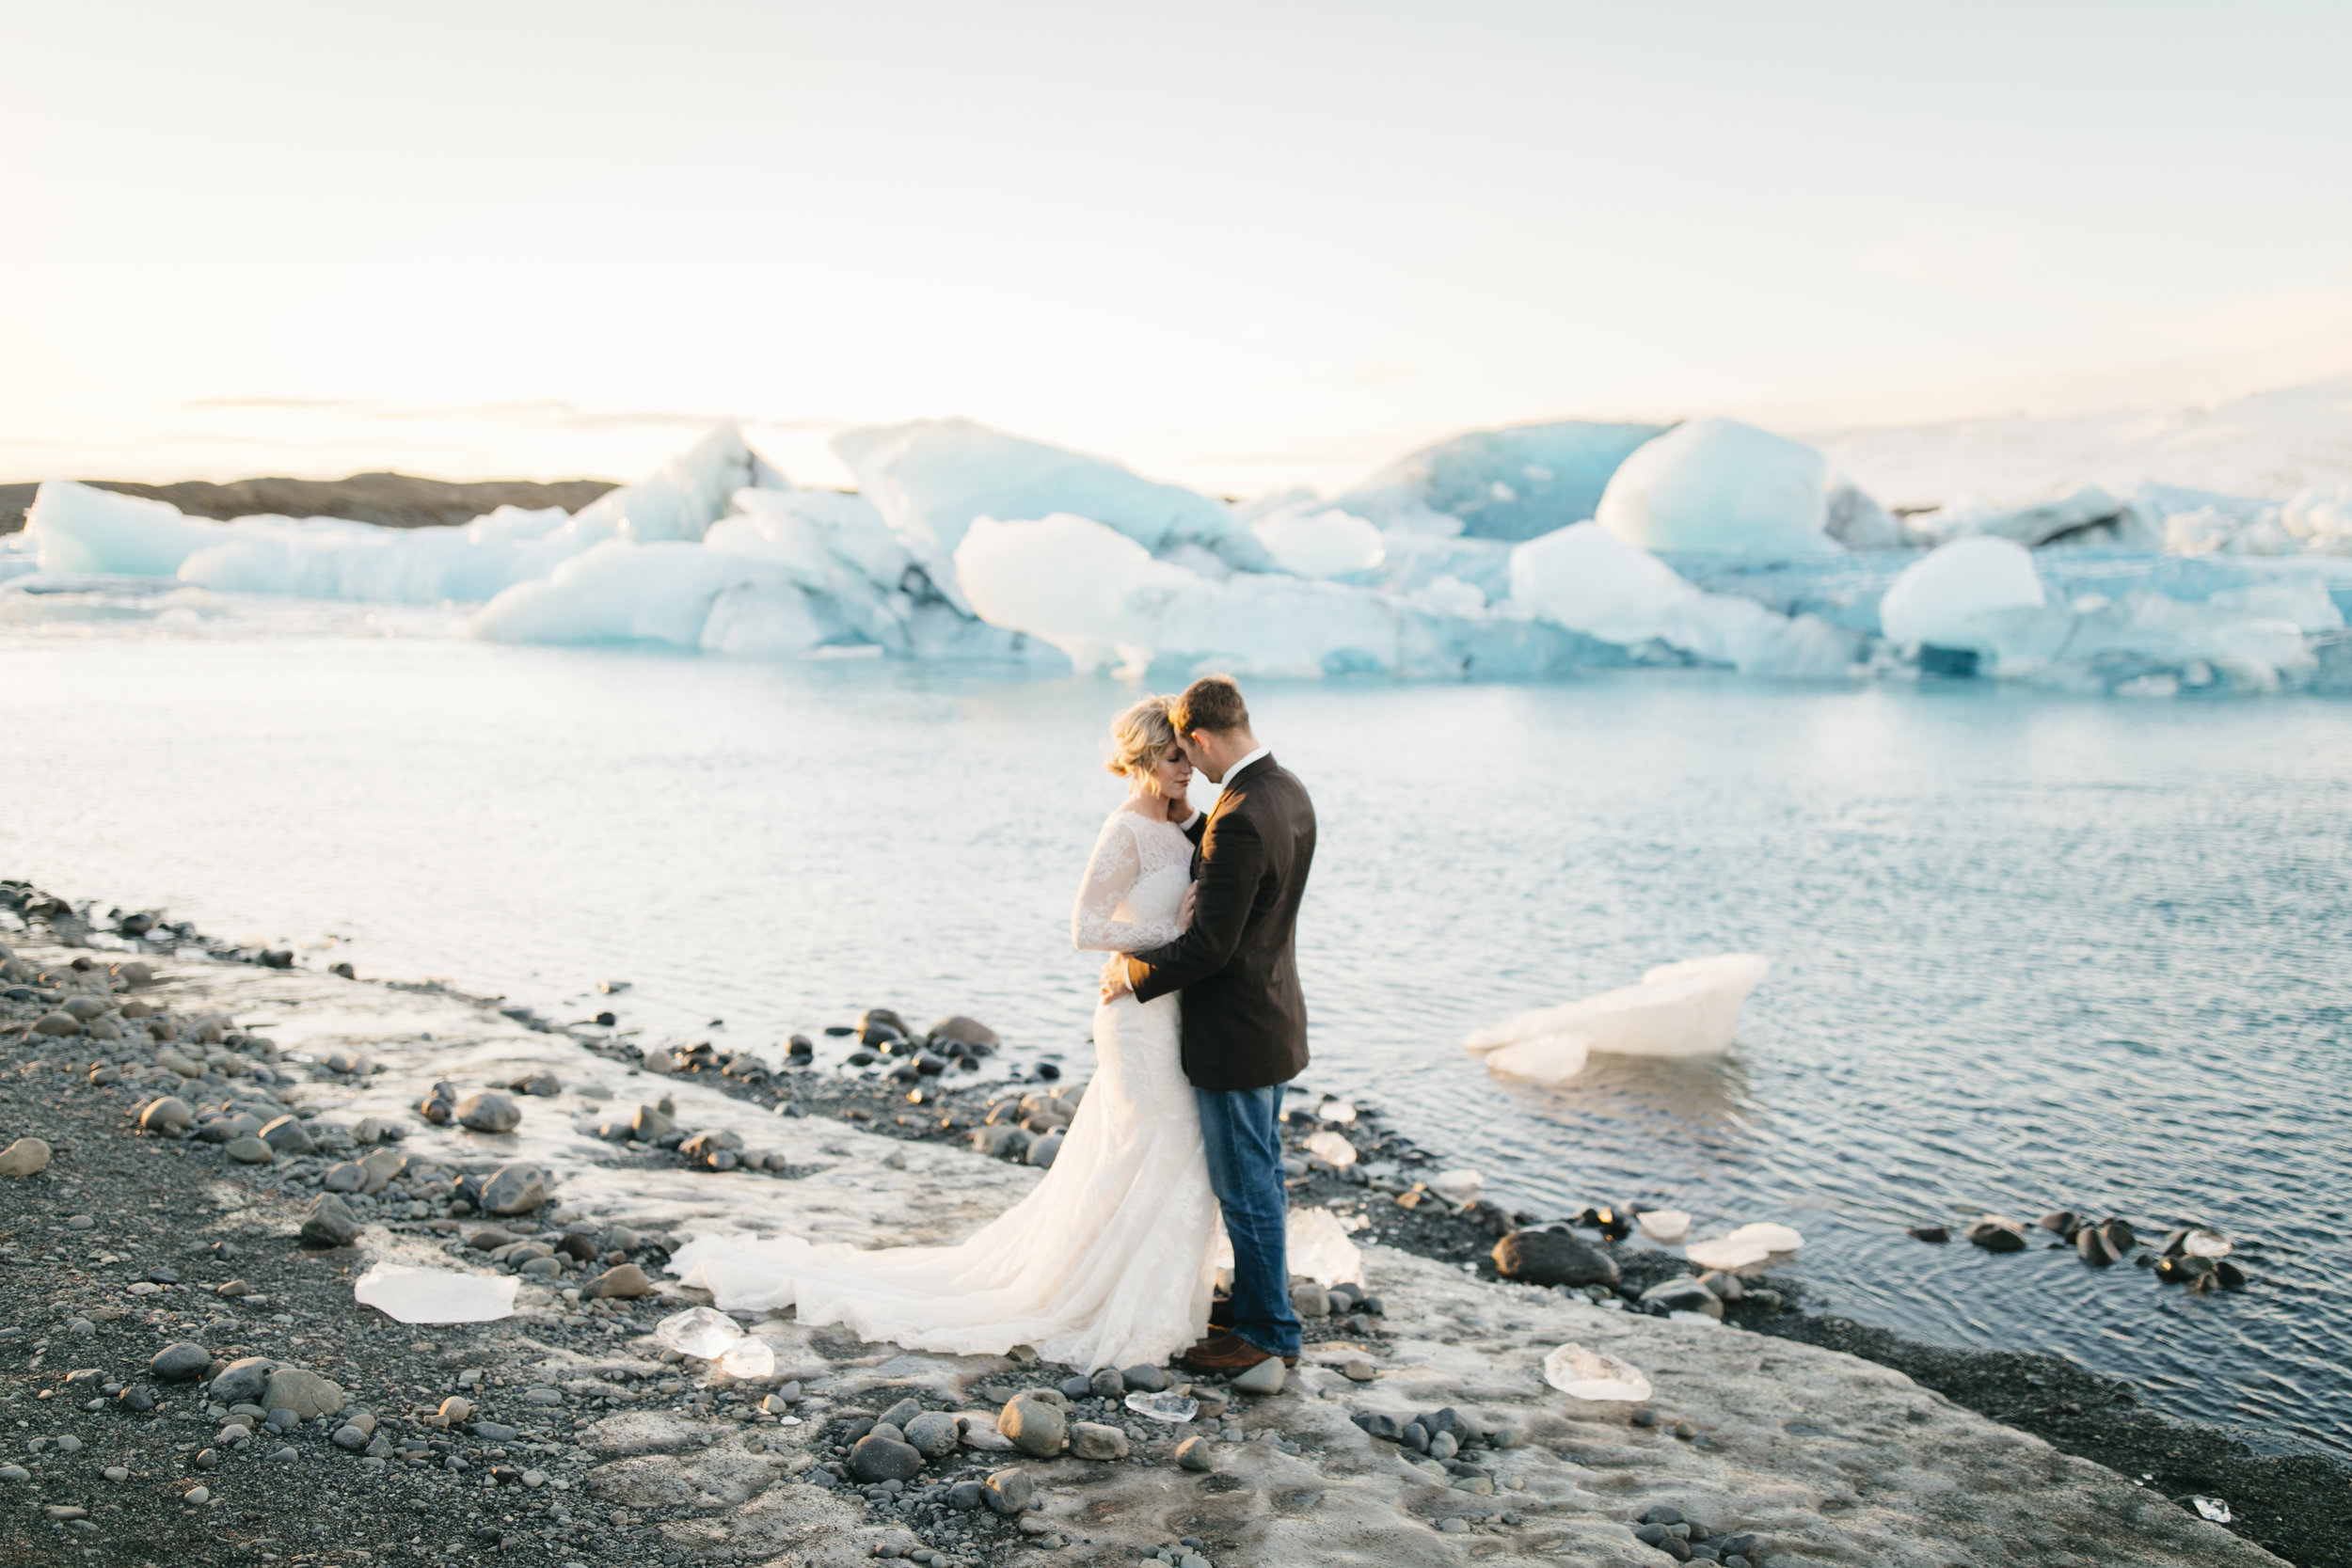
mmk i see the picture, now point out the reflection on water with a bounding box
[1,631,2348,1455]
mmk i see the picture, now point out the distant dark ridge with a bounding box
[0,472,622,535]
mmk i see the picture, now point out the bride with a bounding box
[668,695,1224,1371]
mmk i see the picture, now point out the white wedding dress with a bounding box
[667,806,1222,1371]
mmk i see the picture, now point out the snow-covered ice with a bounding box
[1878,536,2048,654]
[1249,506,1386,577]
[834,418,1270,608]
[12,404,2352,698]
[1329,419,1667,542]
[1509,523,1856,676]
[1597,418,1840,558]
[1465,954,1770,1087]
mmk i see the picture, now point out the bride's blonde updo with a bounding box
[1105,695,1179,778]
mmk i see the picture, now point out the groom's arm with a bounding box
[1124,809,1263,1005]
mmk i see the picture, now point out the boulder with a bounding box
[928,1015,999,1049]
[258,1116,311,1154]
[1069,1421,1129,1460]
[148,1342,212,1382]
[1639,1277,1724,1319]
[902,1411,961,1459]
[300,1195,360,1248]
[225,1136,274,1165]
[849,1434,924,1483]
[456,1093,521,1134]
[1490,1229,1620,1289]
[996,1394,1065,1459]
[1231,1357,1285,1395]
[983,1466,1034,1515]
[1121,1365,1171,1393]
[479,1162,548,1216]
[0,1138,51,1178]
[32,1012,81,1037]
[139,1097,193,1136]
[582,1263,652,1300]
[1965,1217,2028,1253]
[208,1356,278,1405]
[262,1368,345,1421]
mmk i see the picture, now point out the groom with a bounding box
[1104,674,1316,1374]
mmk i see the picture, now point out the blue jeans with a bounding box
[1195,1084,1302,1358]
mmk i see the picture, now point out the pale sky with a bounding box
[5,1,2348,494]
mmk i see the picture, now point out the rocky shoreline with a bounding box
[0,881,2331,1566]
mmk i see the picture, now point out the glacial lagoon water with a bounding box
[4,620,2348,1455]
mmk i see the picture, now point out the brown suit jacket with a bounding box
[1124,754,1316,1091]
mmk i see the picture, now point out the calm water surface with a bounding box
[4,629,2347,1454]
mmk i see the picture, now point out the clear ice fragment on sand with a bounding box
[654,1306,746,1360]
[1636,1210,1692,1244]
[1125,1391,1200,1423]
[1542,1343,1652,1402]
[717,1337,775,1379]
[351,1264,517,1325]
[2194,1497,2233,1524]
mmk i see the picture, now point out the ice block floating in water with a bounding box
[1464,954,1770,1086]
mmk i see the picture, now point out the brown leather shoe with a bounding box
[1174,1332,1299,1372]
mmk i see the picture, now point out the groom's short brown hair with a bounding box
[1172,674,1248,736]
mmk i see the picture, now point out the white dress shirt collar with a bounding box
[1219,744,1271,793]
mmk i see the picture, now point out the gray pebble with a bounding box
[149,1342,212,1382]
[456,1092,521,1133]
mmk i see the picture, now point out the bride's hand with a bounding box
[1177,883,1197,927]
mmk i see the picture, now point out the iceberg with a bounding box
[1249,507,1386,577]
[177,505,581,603]
[27,481,231,577]
[563,427,766,546]
[952,512,1606,679]
[1878,536,2046,654]
[1331,419,1669,542]
[835,419,1270,610]
[1509,522,1856,676]
[1466,954,1770,1087]
[2284,483,2352,552]
[470,539,811,647]
[1912,484,2153,550]
[1975,590,2314,692]
[1596,418,1841,558]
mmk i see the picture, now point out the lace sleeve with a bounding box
[1073,815,1189,954]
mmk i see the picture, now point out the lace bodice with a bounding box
[1073,808,1195,955]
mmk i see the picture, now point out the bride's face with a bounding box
[1140,745,1194,800]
